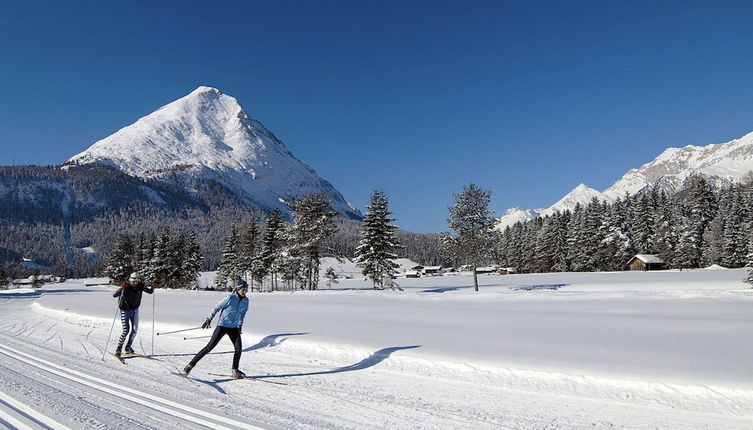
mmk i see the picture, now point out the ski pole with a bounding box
[101,305,120,360]
[183,335,211,340]
[151,285,156,356]
[102,285,125,360]
[156,326,202,336]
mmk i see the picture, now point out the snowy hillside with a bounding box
[496,130,753,229]
[66,86,360,219]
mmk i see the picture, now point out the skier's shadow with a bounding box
[244,332,309,352]
[189,378,228,394]
[256,345,421,381]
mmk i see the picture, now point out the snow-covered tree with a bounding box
[355,190,401,290]
[720,188,748,268]
[683,175,718,267]
[259,209,285,291]
[745,234,753,287]
[290,194,337,290]
[215,226,240,290]
[445,183,495,291]
[180,230,202,289]
[324,266,339,289]
[103,234,134,284]
[237,218,260,289]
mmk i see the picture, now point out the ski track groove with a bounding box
[0,343,269,430]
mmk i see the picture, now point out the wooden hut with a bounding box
[627,254,666,271]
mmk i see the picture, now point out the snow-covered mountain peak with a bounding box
[496,129,753,231]
[190,85,222,96]
[540,183,610,218]
[602,130,753,200]
[65,87,360,219]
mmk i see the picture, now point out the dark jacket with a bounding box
[113,282,154,311]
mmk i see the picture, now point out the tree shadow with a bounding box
[421,286,476,293]
[0,289,91,298]
[256,345,421,380]
[514,283,568,291]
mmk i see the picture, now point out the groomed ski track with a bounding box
[0,344,266,430]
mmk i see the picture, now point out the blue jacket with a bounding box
[208,292,249,328]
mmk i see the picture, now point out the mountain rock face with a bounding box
[495,131,753,230]
[66,86,360,219]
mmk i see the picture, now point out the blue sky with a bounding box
[2,1,753,233]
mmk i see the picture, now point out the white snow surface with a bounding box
[65,86,359,218]
[1,268,751,429]
[496,130,753,230]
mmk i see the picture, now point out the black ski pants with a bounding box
[188,326,243,370]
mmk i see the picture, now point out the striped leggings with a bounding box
[117,309,139,351]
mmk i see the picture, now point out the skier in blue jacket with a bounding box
[183,279,249,378]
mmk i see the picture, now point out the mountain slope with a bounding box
[602,131,753,199]
[496,131,753,230]
[66,86,360,219]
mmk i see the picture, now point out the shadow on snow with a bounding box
[255,345,421,381]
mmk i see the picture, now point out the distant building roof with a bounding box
[631,254,665,264]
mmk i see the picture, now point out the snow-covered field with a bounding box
[1,268,752,429]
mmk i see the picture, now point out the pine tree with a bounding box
[238,218,260,289]
[721,187,748,268]
[259,209,285,291]
[181,230,202,289]
[151,228,174,287]
[103,234,134,284]
[745,233,753,287]
[139,233,158,284]
[324,266,339,289]
[683,175,718,267]
[215,226,240,290]
[355,190,401,289]
[445,184,495,291]
[652,193,679,268]
[290,194,337,290]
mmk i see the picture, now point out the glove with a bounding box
[150,283,158,289]
[202,318,211,329]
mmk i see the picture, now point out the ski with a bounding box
[207,373,287,385]
[112,353,127,365]
[123,352,161,361]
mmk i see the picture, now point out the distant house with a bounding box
[627,254,666,271]
[422,266,443,276]
[475,266,498,274]
[498,267,517,275]
[405,270,421,278]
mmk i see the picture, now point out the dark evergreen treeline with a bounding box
[6,163,750,284]
[213,193,338,291]
[496,176,753,273]
[103,229,201,288]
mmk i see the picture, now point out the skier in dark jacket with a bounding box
[113,272,154,356]
[183,279,249,378]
